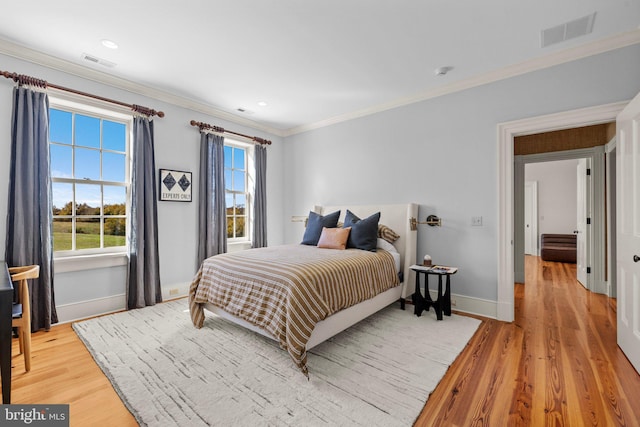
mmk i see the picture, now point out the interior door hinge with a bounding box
[587,217,591,225]
[587,267,591,274]
[586,168,591,176]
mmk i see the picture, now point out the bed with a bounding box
[189,203,418,375]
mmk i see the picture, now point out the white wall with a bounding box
[0,52,285,322]
[283,44,640,317]
[2,43,639,322]
[525,159,579,241]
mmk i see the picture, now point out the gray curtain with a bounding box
[5,86,57,331]
[252,145,267,248]
[197,132,226,265]
[127,116,162,309]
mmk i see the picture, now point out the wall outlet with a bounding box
[451,299,457,307]
[471,216,483,226]
[169,288,179,296]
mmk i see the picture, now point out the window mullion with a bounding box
[224,141,252,243]
[50,100,130,255]
[71,217,77,252]
[100,184,104,249]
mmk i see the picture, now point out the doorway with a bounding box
[515,146,604,294]
[524,158,588,286]
[496,102,624,322]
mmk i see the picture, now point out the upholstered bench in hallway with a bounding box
[540,234,577,263]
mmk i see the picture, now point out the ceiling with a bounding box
[0,1,638,136]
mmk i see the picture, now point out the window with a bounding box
[49,99,131,255]
[224,141,252,241]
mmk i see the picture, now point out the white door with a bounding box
[617,91,640,374]
[576,159,588,288]
[524,181,538,255]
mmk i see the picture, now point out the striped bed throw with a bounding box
[189,244,399,376]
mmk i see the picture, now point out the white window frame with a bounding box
[49,94,132,268]
[225,139,254,244]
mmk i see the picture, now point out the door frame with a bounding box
[605,137,617,298]
[515,150,603,292]
[496,101,626,322]
[576,158,589,288]
[523,181,538,255]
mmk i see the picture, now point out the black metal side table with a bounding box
[410,264,457,320]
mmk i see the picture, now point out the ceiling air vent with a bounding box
[541,12,596,48]
[81,53,116,68]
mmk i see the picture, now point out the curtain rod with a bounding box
[0,69,165,118]
[190,120,272,145]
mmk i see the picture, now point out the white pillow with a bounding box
[377,238,401,272]
[376,238,398,253]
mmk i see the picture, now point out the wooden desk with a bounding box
[0,261,12,403]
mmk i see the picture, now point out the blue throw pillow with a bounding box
[343,210,380,251]
[301,210,341,245]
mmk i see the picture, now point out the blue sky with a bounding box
[50,108,248,212]
[224,145,246,209]
[49,108,127,211]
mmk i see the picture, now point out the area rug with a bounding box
[73,299,481,426]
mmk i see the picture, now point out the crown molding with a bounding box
[2,28,638,140]
[0,38,286,137]
[284,29,640,136]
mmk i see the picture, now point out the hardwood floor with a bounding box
[9,256,640,426]
[416,255,640,426]
[10,323,137,426]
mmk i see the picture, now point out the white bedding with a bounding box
[196,203,419,374]
[377,237,400,271]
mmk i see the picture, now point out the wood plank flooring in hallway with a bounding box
[416,255,640,426]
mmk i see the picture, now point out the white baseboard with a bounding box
[56,294,126,324]
[161,282,191,300]
[427,290,497,319]
[55,282,191,324]
[55,284,496,326]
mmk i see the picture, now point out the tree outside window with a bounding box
[49,104,130,254]
[224,143,249,240]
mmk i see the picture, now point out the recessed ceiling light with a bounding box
[257,101,268,107]
[434,66,453,76]
[101,39,119,49]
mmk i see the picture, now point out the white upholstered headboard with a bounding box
[313,203,418,298]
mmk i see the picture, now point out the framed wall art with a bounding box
[159,169,192,202]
